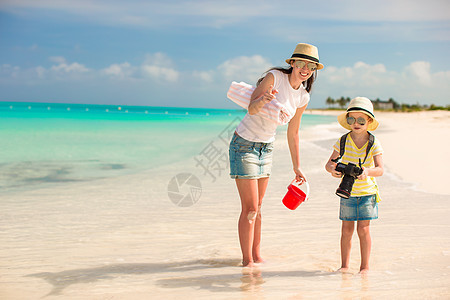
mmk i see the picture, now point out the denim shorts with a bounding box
[229,132,274,179]
[339,194,378,221]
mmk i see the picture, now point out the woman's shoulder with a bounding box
[268,69,289,89]
[269,69,287,79]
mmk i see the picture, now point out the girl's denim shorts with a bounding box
[229,132,274,179]
[339,194,378,221]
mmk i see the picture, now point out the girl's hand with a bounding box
[329,162,343,178]
[357,167,369,180]
[293,167,307,184]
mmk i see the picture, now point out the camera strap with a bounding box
[338,132,374,164]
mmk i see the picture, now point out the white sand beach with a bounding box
[1,111,449,299]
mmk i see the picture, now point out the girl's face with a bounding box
[347,112,372,133]
[290,60,316,81]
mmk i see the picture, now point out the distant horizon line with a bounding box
[0,100,255,112]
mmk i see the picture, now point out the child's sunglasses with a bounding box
[346,116,367,126]
[295,61,318,71]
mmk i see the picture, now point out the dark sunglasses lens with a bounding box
[357,117,367,125]
[307,63,317,71]
[295,61,306,68]
[346,117,355,125]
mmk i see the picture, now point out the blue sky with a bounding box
[1,0,449,109]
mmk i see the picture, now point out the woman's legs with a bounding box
[236,177,269,266]
[252,177,269,263]
[340,220,355,271]
[357,220,371,273]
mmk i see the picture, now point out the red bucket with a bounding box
[282,180,310,210]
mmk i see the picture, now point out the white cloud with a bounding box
[0,58,90,82]
[49,56,66,64]
[324,61,391,87]
[316,60,450,104]
[139,52,180,82]
[217,55,272,83]
[35,66,46,79]
[1,54,449,106]
[404,61,432,86]
[141,65,179,82]
[47,56,89,74]
[1,0,448,27]
[50,62,89,73]
[192,70,215,83]
[101,62,135,79]
[98,53,180,82]
[0,64,20,77]
[1,0,449,46]
[144,52,173,67]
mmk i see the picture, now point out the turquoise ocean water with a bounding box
[0,102,335,193]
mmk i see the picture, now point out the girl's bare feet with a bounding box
[253,257,265,264]
[242,260,254,267]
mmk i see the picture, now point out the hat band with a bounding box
[290,53,319,63]
[347,107,374,118]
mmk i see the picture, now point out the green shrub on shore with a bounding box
[324,96,450,112]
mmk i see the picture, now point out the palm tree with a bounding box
[326,97,335,108]
[337,97,347,109]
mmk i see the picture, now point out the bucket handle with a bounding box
[290,180,310,200]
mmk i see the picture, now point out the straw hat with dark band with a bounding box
[285,43,324,70]
[337,97,379,131]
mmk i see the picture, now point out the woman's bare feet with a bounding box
[359,268,369,275]
[337,267,351,273]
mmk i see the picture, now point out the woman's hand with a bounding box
[261,85,278,104]
[248,73,277,115]
[293,167,307,184]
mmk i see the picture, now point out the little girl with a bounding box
[325,97,384,274]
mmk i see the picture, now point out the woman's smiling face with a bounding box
[290,59,316,81]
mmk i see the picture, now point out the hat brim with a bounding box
[337,111,379,131]
[286,57,324,70]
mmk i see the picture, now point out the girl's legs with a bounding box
[340,220,355,271]
[236,177,269,266]
[357,220,371,273]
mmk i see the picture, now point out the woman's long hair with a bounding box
[256,66,317,94]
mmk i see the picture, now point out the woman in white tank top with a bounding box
[229,43,324,266]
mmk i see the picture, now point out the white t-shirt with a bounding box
[235,70,310,143]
